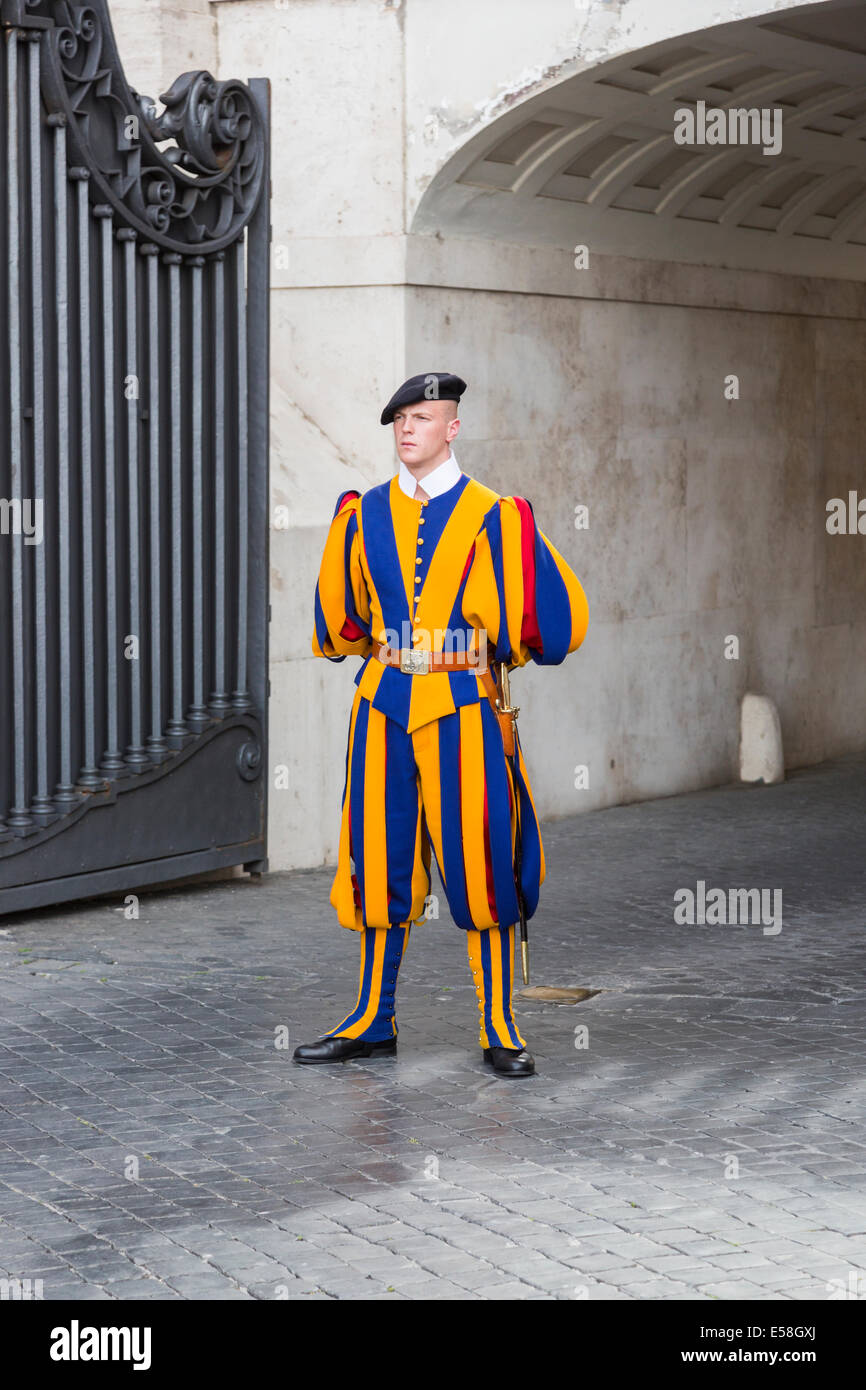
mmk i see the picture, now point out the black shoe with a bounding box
[483,1045,535,1077]
[293,1034,397,1064]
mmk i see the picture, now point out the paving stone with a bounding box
[697,1279,785,1299]
[705,1251,786,1271]
[1,755,865,1299]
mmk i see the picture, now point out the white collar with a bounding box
[397,449,462,500]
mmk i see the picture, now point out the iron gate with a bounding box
[0,0,270,913]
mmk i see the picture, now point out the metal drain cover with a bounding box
[518,986,601,1004]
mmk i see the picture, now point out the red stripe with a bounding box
[384,722,390,909]
[348,804,362,911]
[339,493,365,639]
[337,489,361,514]
[512,496,541,651]
[460,540,476,586]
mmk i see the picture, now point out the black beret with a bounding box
[380,372,467,425]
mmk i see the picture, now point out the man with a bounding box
[294,372,588,1077]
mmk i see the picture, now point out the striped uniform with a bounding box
[312,469,588,1047]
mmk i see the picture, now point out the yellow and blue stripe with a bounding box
[322,924,411,1041]
[467,924,526,1049]
[329,689,544,935]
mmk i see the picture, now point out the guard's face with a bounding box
[393,400,459,468]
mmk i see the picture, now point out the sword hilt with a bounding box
[495,661,520,719]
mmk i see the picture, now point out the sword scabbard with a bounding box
[491,653,531,984]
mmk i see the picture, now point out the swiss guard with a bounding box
[294,372,589,1077]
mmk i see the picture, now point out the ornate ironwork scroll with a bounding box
[0,0,271,911]
[3,0,266,253]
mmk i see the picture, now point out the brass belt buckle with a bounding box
[400,648,430,675]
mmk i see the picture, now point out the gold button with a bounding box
[416,557,422,565]
[415,576,421,585]
[418,538,424,545]
[419,517,425,525]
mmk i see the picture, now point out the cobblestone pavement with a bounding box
[1,754,865,1301]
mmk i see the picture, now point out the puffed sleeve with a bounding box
[463,495,588,667]
[312,490,372,661]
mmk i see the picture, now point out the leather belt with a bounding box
[372,639,483,675]
[371,637,515,755]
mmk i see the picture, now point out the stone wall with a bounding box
[108,0,865,869]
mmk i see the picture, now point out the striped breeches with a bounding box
[322,922,527,1050]
[329,689,545,933]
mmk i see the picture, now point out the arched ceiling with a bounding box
[413,1,866,280]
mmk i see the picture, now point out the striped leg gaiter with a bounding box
[321,924,411,1043]
[466,924,527,1050]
